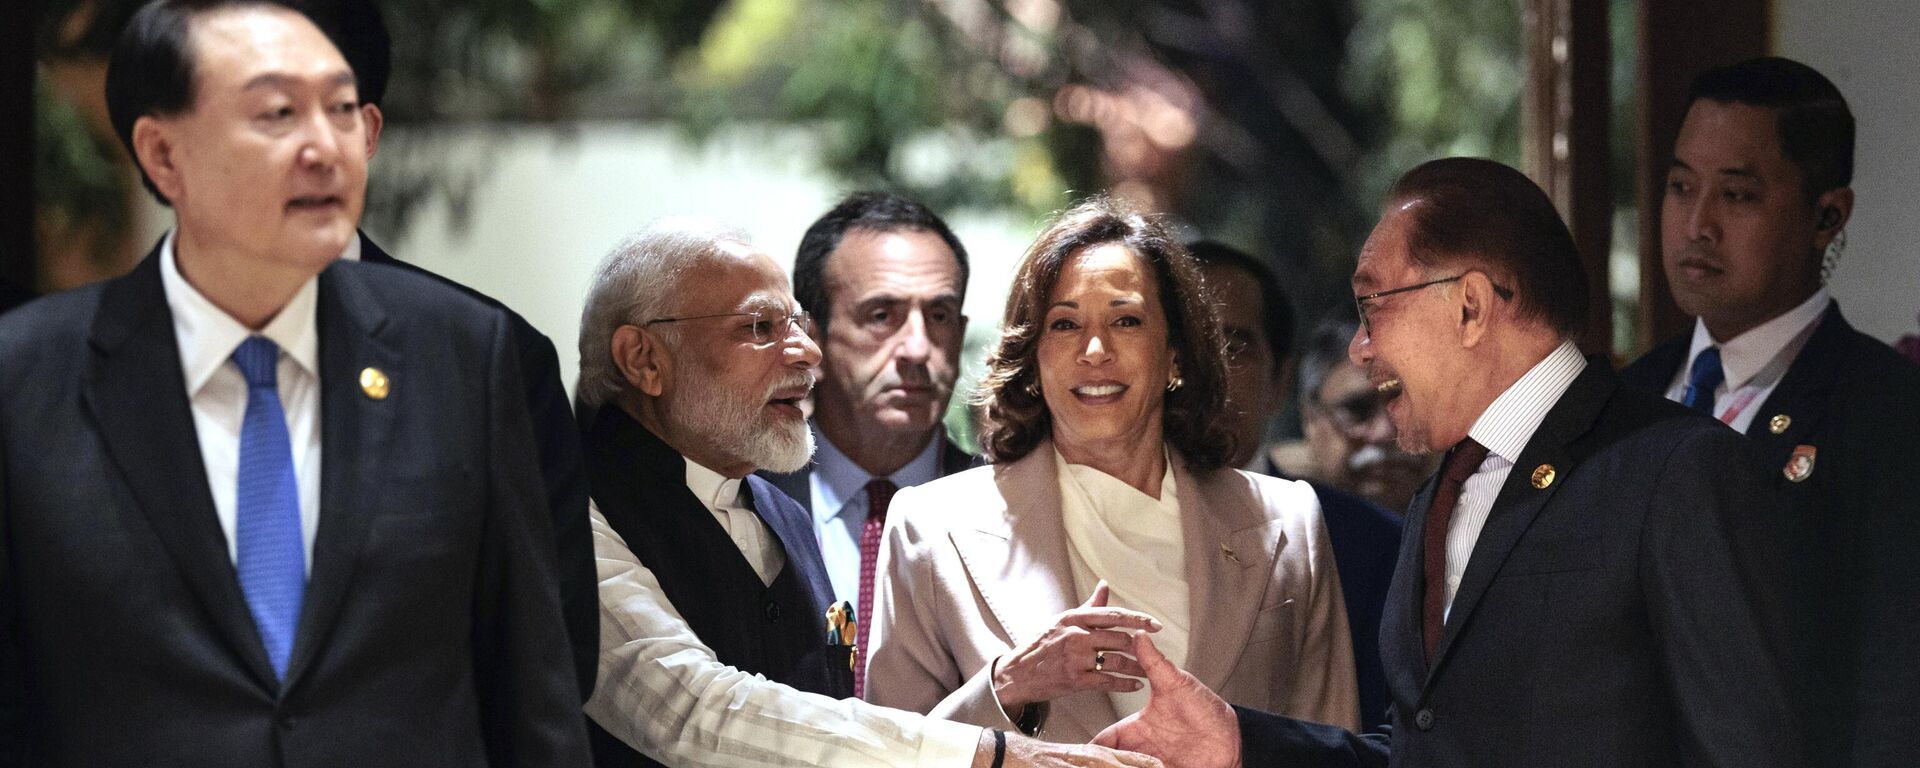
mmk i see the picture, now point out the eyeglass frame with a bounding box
[641,308,813,345]
[1353,272,1513,338]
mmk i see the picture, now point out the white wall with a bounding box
[1776,0,1920,343]
[380,123,1041,398]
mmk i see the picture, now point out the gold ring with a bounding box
[1094,651,1106,672]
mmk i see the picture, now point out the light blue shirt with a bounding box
[808,426,944,604]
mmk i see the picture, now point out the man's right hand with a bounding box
[972,729,1166,768]
[1091,631,1241,768]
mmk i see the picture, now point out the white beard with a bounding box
[666,362,816,473]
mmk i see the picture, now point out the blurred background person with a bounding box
[760,191,977,697]
[1270,317,1437,513]
[867,197,1359,744]
[1189,240,1400,731]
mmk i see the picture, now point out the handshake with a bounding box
[985,630,1243,768]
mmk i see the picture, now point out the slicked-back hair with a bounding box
[1186,240,1295,371]
[792,191,969,337]
[105,0,333,205]
[575,220,751,409]
[286,0,390,107]
[1385,157,1589,339]
[1687,56,1854,202]
[975,196,1234,471]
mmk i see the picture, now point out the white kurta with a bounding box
[1054,448,1191,718]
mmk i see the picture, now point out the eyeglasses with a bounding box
[643,308,812,344]
[1353,273,1513,338]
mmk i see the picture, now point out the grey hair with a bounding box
[575,219,752,409]
[1297,316,1360,406]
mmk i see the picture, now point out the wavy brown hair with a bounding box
[974,196,1234,471]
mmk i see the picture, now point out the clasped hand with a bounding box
[991,581,1163,718]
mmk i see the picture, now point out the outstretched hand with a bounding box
[992,581,1162,718]
[1091,631,1241,768]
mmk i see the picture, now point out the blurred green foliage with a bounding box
[36,0,1531,329]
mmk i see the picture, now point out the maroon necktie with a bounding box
[854,478,897,699]
[1423,438,1489,663]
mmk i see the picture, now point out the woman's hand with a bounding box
[991,581,1162,718]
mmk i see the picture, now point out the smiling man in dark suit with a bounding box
[1091,158,1797,768]
[0,1,588,764]
[1620,57,1920,767]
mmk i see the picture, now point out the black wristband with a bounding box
[991,729,1006,768]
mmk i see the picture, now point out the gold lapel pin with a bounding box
[1768,414,1791,434]
[1220,543,1241,564]
[1530,464,1556,489]
[1783,445,1816,483]
[359,367,390,400]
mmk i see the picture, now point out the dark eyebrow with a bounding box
[1048,300,1079,311]
[242,70,357,92]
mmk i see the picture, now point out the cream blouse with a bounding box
[1054,447,1190,718]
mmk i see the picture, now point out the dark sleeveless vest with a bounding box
[584,407,853,768]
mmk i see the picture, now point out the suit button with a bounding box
[1414,708,1435,730]
[764,601,781,621]
[279,714,298,731]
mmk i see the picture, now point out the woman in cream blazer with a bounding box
[865,197,1360,744]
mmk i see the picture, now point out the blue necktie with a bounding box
[1681,346,1725,416]
[232,336,306,680]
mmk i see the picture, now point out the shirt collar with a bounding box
[339,233,363,262]
[1685,287,1831,390]
[684,457,745,516]
[1467,340,1588,464]
[159,229,321,397]
[811,424,945,523]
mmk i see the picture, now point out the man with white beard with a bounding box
[574,222,1165,768]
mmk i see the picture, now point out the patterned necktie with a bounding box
[1422,437,1488,663]
[1682,346,1725,416]
[232,336,306,680]
[853,478,897,699]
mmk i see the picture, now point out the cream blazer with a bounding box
[866,442,1361,744]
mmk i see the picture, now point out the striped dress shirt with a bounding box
[1442,340,1587,619]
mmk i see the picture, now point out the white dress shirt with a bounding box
[685,460,785,585]
[1663,288,1830,433]
[159,231,323,573]
[1055,448,1190,718]
[1443,340,1588,618]
[807,428,944,602]
[583,501,982,768]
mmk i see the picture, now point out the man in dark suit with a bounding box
[291,0,597,699]
[1091,158,1796,767]
[0,1,589,764]
[759,192,977,695]
[1187,240,1402,732]
[1620,56,1920,767]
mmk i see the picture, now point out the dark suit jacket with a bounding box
[1236,362,1797,768]
[1622,304,1920,767]
[0,249,590,766]
[757,428,978,512]
[1305,480,1401,732]
[357,232,597,699]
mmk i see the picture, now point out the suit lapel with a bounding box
[82,250,281,690]
[1743,304,1845,476]
[1179,465,1285,694]
[1394,475,1439,681]
[1426,364,1612,686]
[948,446,1118,733]
[282,262,401,690]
